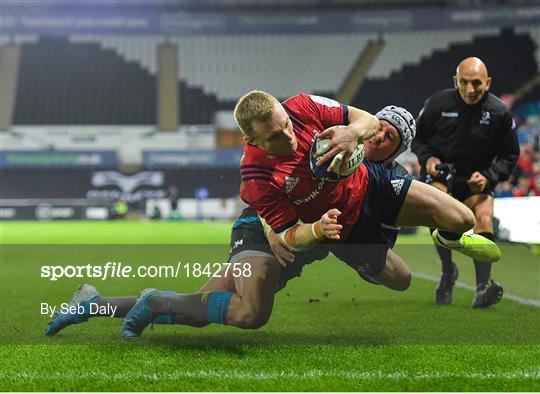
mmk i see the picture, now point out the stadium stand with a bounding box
[2,23,539,209]
[70,33,376,101]
[11,37,219,125]
[352,27,538,114]
[366,28,500,79]
[13,37,156,124]
[8,27,538,127]
[516,25,540,70]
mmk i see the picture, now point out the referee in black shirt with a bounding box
[412,57,519,308]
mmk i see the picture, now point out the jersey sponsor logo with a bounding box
[309,95,340,108]
[293,179,326,205]
[391,179,404,195]
[441,111,459,118]
[480,110,491,125]
[285,176,300,194]
[232,239,244,250]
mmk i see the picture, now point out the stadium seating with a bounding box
[516,25,540,71]
[11,36,220,125]
[13,37,156,124]
[352,27,538,114]
[71,33,376,101]
[6,27,538,126]
[367,28,500,79]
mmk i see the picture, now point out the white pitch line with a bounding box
[2,370,539,381]
[413,271,540,308]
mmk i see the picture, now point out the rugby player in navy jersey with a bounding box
[46,93,501,339]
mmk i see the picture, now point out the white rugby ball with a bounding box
[309,137,364,181]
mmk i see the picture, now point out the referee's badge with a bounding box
[480,110,491,125]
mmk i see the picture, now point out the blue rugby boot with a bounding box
[45,284,100,336]
[122,288,168,339]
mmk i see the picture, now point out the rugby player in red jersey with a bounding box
[45,103,414,338]
[235,91,499,262]
[45,92,501,339]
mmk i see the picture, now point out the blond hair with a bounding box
[234,90,279,138]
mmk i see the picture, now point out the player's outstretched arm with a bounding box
[279,209,342,251]
[346,106,380,142]
[316,106,379,171]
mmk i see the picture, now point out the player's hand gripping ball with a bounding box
[310,137,365,181]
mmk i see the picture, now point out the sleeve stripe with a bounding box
[240,164,273,170]
[273,217,301,234]
[241,176,272,182]
[240,169,272,176]
[342,104,349,125]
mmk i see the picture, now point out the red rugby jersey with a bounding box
[240,93,369,242]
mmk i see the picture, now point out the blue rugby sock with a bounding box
[155,291,233,325]
[206,291,233,325]
[152,314,173,324]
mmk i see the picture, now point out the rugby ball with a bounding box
[309,137,364,181]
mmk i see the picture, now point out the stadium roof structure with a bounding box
[2,0,538,12]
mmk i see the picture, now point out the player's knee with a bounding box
[453,205,475,233]
[398,270,412,291]
[391,269,411,291]
[464,209,476,230]
[234,305,271,329]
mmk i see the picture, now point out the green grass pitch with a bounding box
[1,220,539,391]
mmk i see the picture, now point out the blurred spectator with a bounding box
[510,102,540,196]
[151,205,162,220]
[528,162,540,196]
[495,180,514,198]
[516,112,539,151]
[514,144,535,178]
[167,185,179,216]
[512,176,531,197]
[111,199,128,219]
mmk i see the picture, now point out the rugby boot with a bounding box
[472,280,503,308]
[122,288,175,339]
[45,284,100,336]
[432,230,502,263]
[435,263,459,305]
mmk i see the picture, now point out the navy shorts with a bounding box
[331,160,412,278]
[228,207,329,291]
